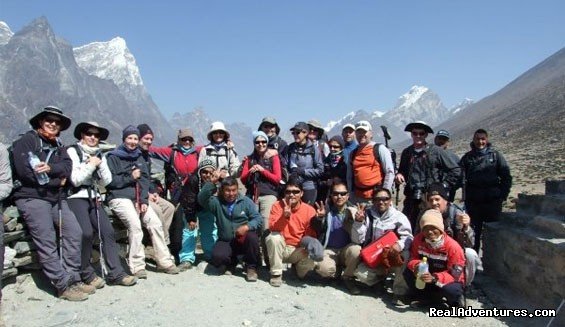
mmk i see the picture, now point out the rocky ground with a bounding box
[1,257,557,327]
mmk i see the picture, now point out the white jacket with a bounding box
[351,205,413,251]
[67,144,112,199]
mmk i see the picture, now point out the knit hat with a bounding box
[198,158,217,173]
[328,135,345,149]
[178,128,194,140]
[137,124,153,138]
[122,125,140,141]
[419,209,444,232]
[427,183,448,200]
[252,131,268,144]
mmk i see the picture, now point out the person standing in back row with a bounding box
[434,130,462,202]
[347,120,394,204]
[199,122,240,180]
[285,122,324,204]
[460,129,512,253]
[395,121,461,230]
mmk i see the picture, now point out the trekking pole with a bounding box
[58,188,64,266]
[92,182,108,279]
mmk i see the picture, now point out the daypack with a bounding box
[66,143,103,196]
[285,142,318,184]
[350,143,386,189]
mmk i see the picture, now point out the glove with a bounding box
[387,248,404,268]
[294,167,305,176]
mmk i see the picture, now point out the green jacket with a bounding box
[198,182,262,241]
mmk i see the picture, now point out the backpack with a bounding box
[285,142,317,182]
[350,143,386,186]
[66,144,103,196]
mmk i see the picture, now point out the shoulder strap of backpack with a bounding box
[68,144,83,163]
[372,143,386,178]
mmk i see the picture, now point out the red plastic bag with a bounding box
[359,230,399,269]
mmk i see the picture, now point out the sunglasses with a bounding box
[291,130,307,135]
[44,117,61,124]
[255,140,267,145]
[329,145,342,149]
[411,131,426,136]
[84,131,100,138]
[285,189,301,195]
[212,131,225,135]
[180,137,193,142]
[373,196,391,202]
[262,124,275,129]
[331,191,348,197]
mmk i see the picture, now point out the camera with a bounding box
[412,189,423,200]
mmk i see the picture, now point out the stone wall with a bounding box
[483,180,565,308]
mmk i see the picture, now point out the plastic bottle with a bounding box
[415,256,429,290]
[28,152,50,185]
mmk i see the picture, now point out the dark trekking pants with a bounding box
[211,231,260,269]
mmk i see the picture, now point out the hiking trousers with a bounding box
[15,198,82,293]
[108,198,175,274]
[67,197,127,283]
[265,232,313,277]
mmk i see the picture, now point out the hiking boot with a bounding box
[269,275,282,287]
[392,295,409,308]
[410,299,433,309]
[58,284,89,302]
[134,270,148,279]
[112,275,138,286]
[158,265,180,275]
[217,265,234,275]
[87,276,106,289]
[453,294,466,308]
[178,261,193,272]
[246,267,258,282]
[343,277,361,295]
[75,282,96,295]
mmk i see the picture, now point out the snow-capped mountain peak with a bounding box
[0,21,14,45]
[325,111,355,131]
[372,110,385,119]
[449,98,474,114]
[396,85,429,109]
[73,37,143,87]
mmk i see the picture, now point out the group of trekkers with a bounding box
[0,106,512,309]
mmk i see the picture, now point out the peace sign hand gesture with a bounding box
[282,198,292,219]
[354,203,367,222]
[314,201,326,218]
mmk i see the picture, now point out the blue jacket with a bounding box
[285,140,324,190]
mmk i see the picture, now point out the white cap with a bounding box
[355,120,372,132]
[342,123,355,131]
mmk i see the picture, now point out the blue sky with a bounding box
[2,1,564,129]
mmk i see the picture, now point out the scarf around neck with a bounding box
[110,144,142,160]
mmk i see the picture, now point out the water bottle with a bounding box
[28,152,50,185]
[415,256,429,290]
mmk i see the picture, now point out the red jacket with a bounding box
[407,232,466,286]
[149,145,202,177]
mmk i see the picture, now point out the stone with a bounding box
[4,230,26,243]
[1,267,17,280]
[13,241,36,255]
[4,217,18,232]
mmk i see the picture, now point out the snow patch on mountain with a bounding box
[396,85,429,109]
[0,21,14,45]
[450,98,474,114]
[73,37,143,87]
[325,111,355,131]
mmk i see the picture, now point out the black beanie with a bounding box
[122,125,140,141]
[137,124,153,138]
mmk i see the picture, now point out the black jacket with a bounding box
[460,143,512,202]
[398,143,461,196]
[105,151,150,204]
[12,131,71,203]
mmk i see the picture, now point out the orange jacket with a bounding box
[269,201,317,247]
